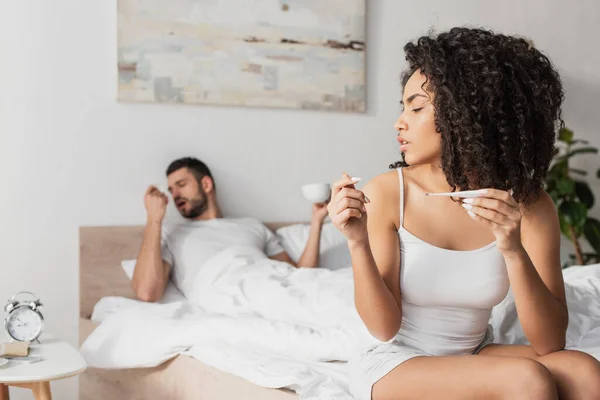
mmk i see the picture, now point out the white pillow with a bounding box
[122,259,136,279]
[119,259,184,304]
[275,223,351,270]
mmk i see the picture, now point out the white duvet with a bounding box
[80,246,600,400]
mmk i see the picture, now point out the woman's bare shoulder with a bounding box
[362,170,401,226]
[362,166,426,200]
[363,169,400,198]
[521,190,559,231]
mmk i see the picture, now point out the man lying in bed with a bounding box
[132,157,329,302]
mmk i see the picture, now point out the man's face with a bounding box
[167,168,208,219]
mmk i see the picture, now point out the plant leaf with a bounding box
[571,139,590,145]
[556,178,575,195]
[558,212,573,240]
[558,147,599,161]
[569,168,587,176]
[549,161,568,178]
[559,201,587,229]
[583,218,600,254]
[546,179,559,203]
[558,128,574,144]
[574,180,595,209]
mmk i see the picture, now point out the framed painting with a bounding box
[117,0,366,112]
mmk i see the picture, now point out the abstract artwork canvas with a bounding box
[117,0,366,112]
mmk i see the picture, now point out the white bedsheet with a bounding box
[80,247,600,400]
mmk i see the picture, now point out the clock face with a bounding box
[6,307,42,341]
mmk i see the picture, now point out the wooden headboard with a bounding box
[79,223,297,319]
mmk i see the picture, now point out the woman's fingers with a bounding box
[328,173,370,226]
[335,208,363,227]
[463,197,516,218]
[334,197,366,214]
[331,172,364,194]
[331,175,361,196]
[464,204,508,223]
[464,208,496,228]
[474,189,518,208]
[336,186,369,203]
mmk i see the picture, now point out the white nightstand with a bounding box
[0,338,86,400]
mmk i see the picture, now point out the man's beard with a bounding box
[177,192,208,219]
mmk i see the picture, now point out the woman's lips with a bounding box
[397,136,410,152]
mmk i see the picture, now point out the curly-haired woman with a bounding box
[328,28,600,400]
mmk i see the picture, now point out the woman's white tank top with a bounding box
[395,168,510,355]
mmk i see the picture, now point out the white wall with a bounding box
[1,1,599,398]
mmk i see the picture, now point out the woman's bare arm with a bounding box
[504,192,568,355]
[349,174,403,342]
[467,189,568,355]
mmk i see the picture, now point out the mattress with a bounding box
[79,317,297,400]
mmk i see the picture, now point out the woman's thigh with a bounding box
[372,354,557,400]
[478,344,600,400]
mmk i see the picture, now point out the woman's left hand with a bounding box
[461,189,523,255]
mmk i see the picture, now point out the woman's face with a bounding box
[394,70,441,166]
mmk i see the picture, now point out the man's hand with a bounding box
[145,185,168,223]
[312,201,330,224]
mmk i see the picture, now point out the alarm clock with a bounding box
[4,291,44,342]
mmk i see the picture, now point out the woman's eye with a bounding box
[412,107,423,113]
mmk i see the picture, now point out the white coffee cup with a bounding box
[301,183,331,203]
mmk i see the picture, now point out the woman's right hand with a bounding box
[328,172,370,244]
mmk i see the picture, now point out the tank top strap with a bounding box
[397,167,405,227]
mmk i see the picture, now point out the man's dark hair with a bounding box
[391,27,564,206]
[166,157,215,190]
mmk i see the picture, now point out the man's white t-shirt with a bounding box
[161,217,285,291]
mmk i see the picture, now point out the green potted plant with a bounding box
[546,127,600,267]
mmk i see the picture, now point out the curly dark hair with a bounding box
[390,27,564,206]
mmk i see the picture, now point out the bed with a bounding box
[79,225,299,400]
[80,225,600,399]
